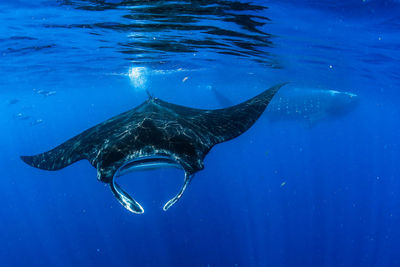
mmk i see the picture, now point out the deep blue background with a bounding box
[1,0,399,266]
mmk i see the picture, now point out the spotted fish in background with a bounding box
[20,83,286,214]
[212,86,359,126]
[267,87,359,125]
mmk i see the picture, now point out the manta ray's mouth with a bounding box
[110,156,192,214]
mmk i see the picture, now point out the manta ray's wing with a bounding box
[202,83,286,143]
[21,83,283,172]
[19,105,141,171]
[20,133,91,171]
[154,83,286,146]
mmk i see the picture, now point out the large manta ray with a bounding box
[21,83,285,214]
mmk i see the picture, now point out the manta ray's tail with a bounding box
[21,137,87,171]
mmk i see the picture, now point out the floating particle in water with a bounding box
[280,181,286,187]
[182,76,189,82]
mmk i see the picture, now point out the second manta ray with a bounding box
[21,83,285,214]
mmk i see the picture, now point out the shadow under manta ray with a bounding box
[21,83,286,214]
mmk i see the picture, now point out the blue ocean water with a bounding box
[1,0,400,266]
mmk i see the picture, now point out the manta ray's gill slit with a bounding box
[116,155,183,176]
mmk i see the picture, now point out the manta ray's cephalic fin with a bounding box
[163,172,192,211]
[108,169,192,213]
[110,178,144,214]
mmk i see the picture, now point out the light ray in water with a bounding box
[128,66,148,90]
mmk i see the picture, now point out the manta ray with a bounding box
[21,83,285,214]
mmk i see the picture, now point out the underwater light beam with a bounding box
[128,66,147,91]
